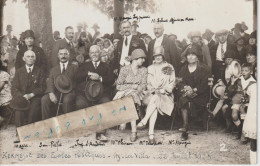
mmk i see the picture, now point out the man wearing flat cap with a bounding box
[41,47,77,120]
[51,26,78,68]
[147,23,180,74]
[209,29,236,83]
[15,30,47,74]
[11,50,45,127]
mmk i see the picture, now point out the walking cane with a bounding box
[56,93,63,116]
[206,76,214,132]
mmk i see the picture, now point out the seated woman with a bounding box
[137,46,176,144]
[177,45,211,140]
[0,61,12,126]
[113,49,147,142]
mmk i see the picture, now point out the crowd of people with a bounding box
[0,20,257,163]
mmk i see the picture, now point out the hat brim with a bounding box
[9,98,30,111]
[54,76,73,94]
[84,81,104,101]
[212,84,226,99]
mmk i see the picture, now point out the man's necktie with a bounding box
[125,36,128,46]
[62,63,66,73]
[94,62,98,69]
[28,67,32,87]
[221,44,225,60]
[69,42,73,48]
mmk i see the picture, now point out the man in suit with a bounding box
[50,26,78,68]
[147,23,180,73]
[113,21,146,73]
[209,29,236,83]
[75,45,114,141]
[11,50,45,126]
[75,45,114,109]
[41,47,78,120]
[15,30,47,74]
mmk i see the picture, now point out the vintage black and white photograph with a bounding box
[0,0,258,164]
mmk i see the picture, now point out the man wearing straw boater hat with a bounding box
[41,47,77,120]
[11,50,45,127]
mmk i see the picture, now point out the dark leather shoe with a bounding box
[181,132,188,141]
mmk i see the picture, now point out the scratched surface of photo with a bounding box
[0,0,257,164]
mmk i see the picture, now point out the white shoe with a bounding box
[250,150,257,164]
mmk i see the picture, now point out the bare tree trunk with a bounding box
[28,0,54,58]
[253,0,257,31]
[114,0,124,35]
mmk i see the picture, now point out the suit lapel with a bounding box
[150,39,155,51]
[161,36,166,47]
[21,66,29,90]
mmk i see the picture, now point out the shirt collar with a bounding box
[92,61,100,67]
[240,76,256,89]
[156,34,164,41]
[124,34,133,40]
[25,65,34,73]
[65,37,71,44]
[60,61,69,68]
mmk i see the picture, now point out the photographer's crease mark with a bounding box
[22,105,127,140]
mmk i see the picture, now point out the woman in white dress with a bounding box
[137,46,175,144]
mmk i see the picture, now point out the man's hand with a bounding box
[89,73,101,81]
[23,93,34,100]
[72,61,79,67]
[231,75,239,85]
[113,69,119,76]
[49,93,57,104]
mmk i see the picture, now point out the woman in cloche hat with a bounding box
[137,46,175,144]
[177,45,211,141]
[113,48,147,142]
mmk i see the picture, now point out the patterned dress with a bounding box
[0,71,12,106]
[113,65,147,106]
